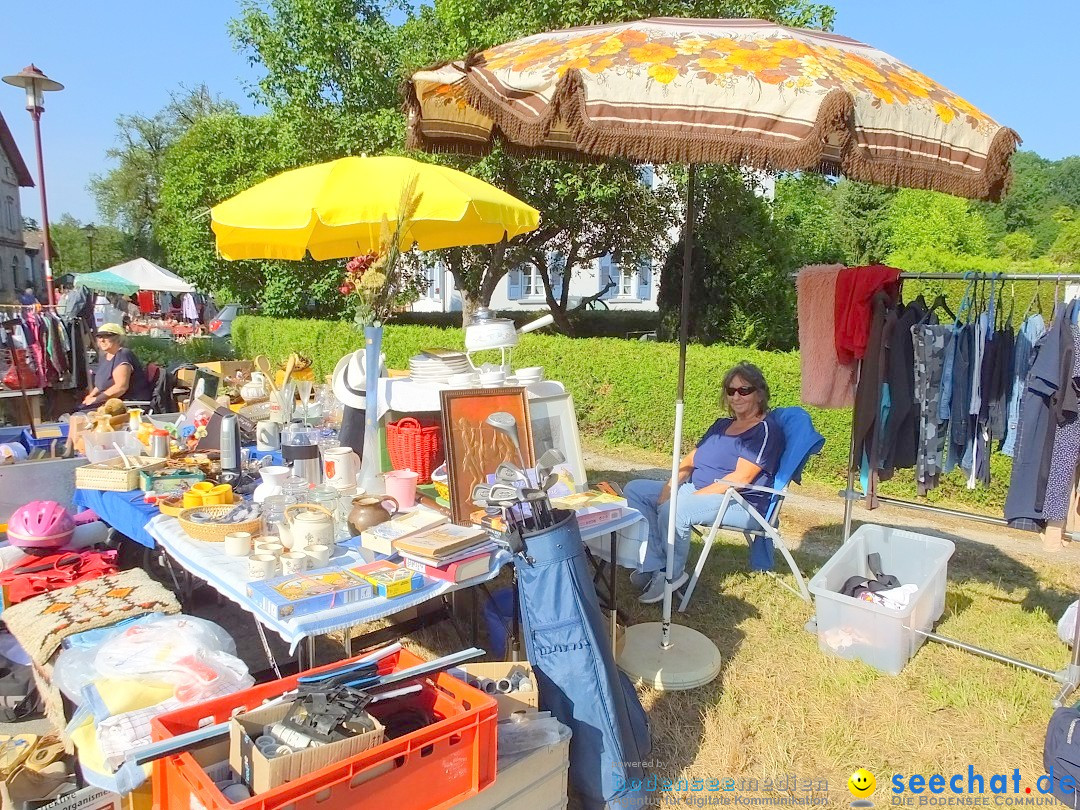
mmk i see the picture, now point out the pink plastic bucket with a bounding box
[384,469,420,508]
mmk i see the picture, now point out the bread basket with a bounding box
[177,503,262,542]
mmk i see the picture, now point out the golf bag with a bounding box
[1045,705,1080,808]
[515,510,651,809]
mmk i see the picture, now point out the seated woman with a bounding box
[79,323,152,410]
[624,362,785,604]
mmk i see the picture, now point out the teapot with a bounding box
[347,495,399,536]
[241,372,270,403]
[280,504,335,552]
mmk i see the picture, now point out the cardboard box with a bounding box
[246,567,374,620]
[176,361,254,387]
[455,726,570,810]
[33,786,123,810]
[458,662,539,719]
[229,700,384,795]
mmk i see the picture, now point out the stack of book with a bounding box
[359,506,449,555]
[550,489,628,529]
[397,524,496,583]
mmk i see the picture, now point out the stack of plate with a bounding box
[408,351,472,384]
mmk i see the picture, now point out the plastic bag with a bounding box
[1059,600,1079,646]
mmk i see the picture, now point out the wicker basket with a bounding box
[386,417,444,484]
[159,493,238,517]
[177,504,263,543]
[76,457,167,492]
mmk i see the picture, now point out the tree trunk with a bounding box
[460,293,481,329]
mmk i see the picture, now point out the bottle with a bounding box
[219,413,241,483]
[150,429,170,459]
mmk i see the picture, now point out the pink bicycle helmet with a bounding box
[7,501,76,551]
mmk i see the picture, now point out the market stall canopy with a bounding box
[74,270,139,296]
[100,258,195,294]
[407,17,1020,201]
[210,155,541,261]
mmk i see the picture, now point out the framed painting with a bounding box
[528,392,587,490]
[439,387,534,524]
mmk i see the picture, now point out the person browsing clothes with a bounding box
[624,362,785,604]
[80,323,152,409]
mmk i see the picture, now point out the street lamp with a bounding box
[2,65,63,305]
[83,223,97,272]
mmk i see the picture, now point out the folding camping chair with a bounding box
[679,406,825,612]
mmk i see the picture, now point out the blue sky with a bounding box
[4,0,1075,226]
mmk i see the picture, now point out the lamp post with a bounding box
[2,65,63,305]
[84,223,97,272]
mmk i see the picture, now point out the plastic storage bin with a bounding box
[808,524,954,675]
[22,423,68,452]
[82,431,144,464]
[151,647,498,810]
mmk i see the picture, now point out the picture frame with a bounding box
[439,387,534,525]
[527,392,587,491]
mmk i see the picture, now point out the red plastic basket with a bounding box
[150,648,497,810]
[386,417,444,484]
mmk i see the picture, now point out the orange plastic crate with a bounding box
[150,648,497,810]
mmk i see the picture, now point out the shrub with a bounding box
[390,309,660,339]
[128,336,234,368]
[231,315,1011,513]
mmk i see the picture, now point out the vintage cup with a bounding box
[223,531,252,557]
[304,544,332,568]
[383,469,419,509]
[255,542,284,558]
[256,420,281,451]
[281,551,308,575]
[322,446,360,489]
[247,554,279,581]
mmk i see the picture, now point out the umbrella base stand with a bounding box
[618,622,722,691]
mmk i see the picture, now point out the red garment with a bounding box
[137,291,155,314]
[834,265,902,365]
[0,549,117,605]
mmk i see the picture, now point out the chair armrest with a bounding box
[713,479,787,498]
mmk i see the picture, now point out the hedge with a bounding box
[129,336,235,368]
[231,315,1010,514]
[393,309,660,338]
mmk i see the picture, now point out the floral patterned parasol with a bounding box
[407,17,1019,200]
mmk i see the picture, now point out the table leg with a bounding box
[305,636,316,671]
[29,396,41,425]
[609,529,618,658]
[253,621,281,680]
[511,567,521,663]
[344,628,353,659]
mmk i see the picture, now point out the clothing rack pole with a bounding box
[806,268,1080,702]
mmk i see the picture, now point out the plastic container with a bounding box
[151,647,498,810]
[82,431,145,464]
[21,423,68,452]
[808,524,954,675]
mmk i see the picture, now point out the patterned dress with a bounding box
[1044,322,1080,522]
[912,324,949,495]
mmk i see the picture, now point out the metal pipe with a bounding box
[790,271,1080,282]
[917,629,1062,679]
[30,108,55,306]
[841,360,862,542]
[868,495,1080,542]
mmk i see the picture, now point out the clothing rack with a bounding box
[827,270,1080,705]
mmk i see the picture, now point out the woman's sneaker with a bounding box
[639,571,688,604]
[629,569,653,591]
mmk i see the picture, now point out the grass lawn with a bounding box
[617,503,1078,804]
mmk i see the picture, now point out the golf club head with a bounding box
[488,484,521,502]
[495,463,528,484]
[542,471,559,491]
[471,483,492,502]
[536,448,564,470]
[486,411,528,469]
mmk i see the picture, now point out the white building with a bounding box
[412,166,667,314]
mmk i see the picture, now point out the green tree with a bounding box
[773,173,843,266]
[1049,220,1080,265]
[999,231,1037,261]
[156,112,348,315]
[228,0,834,325]
[885,188,990,259]
[48,215,135,274]
[658,167,797,350]
[830,180,895,265]
[90,84,237,261]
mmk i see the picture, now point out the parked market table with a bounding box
[0,387,43,425]
[73,488,158,549]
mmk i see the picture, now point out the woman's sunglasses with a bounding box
[726,385,757,397]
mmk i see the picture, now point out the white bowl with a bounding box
[478,371,505,385]
[515,367,543,379]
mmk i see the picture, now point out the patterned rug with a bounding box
[1,569,179,733]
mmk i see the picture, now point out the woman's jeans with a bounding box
[623,480,734,577]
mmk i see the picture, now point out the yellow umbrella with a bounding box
[210,155,540,260]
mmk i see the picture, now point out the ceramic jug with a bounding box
[347,496,399,536]
[281,504,336,553]
[241,372,269,403]
[322,446,360,489]
[253,465,291,504]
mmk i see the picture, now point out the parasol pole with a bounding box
[619,165,721,690]
[660,163,697,648]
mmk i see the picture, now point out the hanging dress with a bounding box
[912,323,950,495]
[1043,305,1080,522]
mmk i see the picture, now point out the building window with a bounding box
[522,265,545,297]
[619,264,636,297]
[4,197,15,233]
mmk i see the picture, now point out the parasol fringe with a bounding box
[404,65,1021,202]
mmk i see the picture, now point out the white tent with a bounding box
[100,257,195,293]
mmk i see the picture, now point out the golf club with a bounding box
[471,483,492,502]
[495,462,529,486]
[542,471,559,492]
[485,412,528,471]
[535,448,565,482]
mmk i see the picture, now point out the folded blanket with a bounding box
[797,264,855,408]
